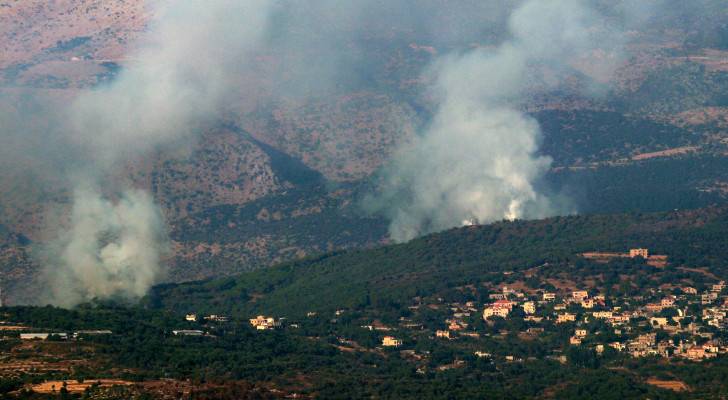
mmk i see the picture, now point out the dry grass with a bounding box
[30,379,133,394]
[0,325,30,331]
[645,378,690,392]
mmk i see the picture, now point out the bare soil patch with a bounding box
[30,379,133,394]
[645,378,690,392]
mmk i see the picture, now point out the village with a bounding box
[222,248,728,365]
[3,248,728,378]
[458,279,728,362]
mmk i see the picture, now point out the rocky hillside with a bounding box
[3,1,728,303]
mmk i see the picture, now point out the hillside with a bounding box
[4,206,728,398]
[5,2,728,398]
[148,206,728,317]
[3,0,728,305]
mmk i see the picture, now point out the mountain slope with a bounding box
[148,206,728,317]
[4,0,728,306]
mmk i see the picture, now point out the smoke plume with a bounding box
[43,188,167,308]
[69,0,273,167]
[37,0,275,306]
[369,0,620,241]
[0,0,679,304]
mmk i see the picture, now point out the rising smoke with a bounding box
[69,0,273,168]
[43,187,167,308]
[368,0,621,241]
[0,0,670,305]
[38,0,275,306]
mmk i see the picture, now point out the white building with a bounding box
[249,315,281,330]
[205,315,229,322]
[172,330,204,336]
[382,336,403,347]
[522,301,536,314]
[20,333,68,340]
[20,333,49,340]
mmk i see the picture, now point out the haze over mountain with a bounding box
[6,2,728,399]
[2,0,728,305]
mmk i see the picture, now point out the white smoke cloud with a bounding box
[39,0,276,307]
[43,188,167,307]
[0,0,678,304]
[69,0,274,167]
[369,0,620,241]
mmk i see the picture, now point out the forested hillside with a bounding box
[5,205,728,398]
[149,206,728,317]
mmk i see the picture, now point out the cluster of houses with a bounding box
[168,247,726,365]
[168,314,235,336]
[176,313,287,334]
[7,311,284,342]
[435,301,480,340]
[473,280,728,361]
